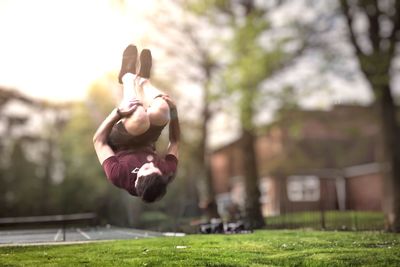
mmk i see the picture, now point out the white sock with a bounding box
[122,73,137,85]
[122,73,138,101]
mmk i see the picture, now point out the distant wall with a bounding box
[346,173,383,211]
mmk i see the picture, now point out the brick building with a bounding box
[210,105,384,217]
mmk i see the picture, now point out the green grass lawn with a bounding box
[1,230,399,266]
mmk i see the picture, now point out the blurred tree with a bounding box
[3,139,42,216]
[0,87,69,217]
[38,109,67,214]
[337,0,400,232]
[143,0,222,220]
[223,1,277,229]
[191,0,308,228]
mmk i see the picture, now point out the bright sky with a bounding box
[0,0,156,102]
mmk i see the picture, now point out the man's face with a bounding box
[135,162,162,187]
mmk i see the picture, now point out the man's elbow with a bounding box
[92,133,105,146]
[92,134,99,145]
[169,140,179,147]
[168,141,179,153]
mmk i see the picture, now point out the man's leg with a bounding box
[147,96,170,126]
[135,49,171,127]
[117,45,150,136]
[120,73,142,105]
[118,44,138,84]
[119,73,150,136]
[134,49,161,106]
[135,79,170,126]
[118,45,144,105]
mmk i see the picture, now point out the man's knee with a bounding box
[123,107,150,135]
[148,98,170,126]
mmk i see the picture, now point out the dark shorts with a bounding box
[108,94,168,151]
[108,121,167,151]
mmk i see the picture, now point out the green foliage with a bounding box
[223,9,286,130]
[225,15,270,90]
[139,211,170,229]
[275,86,301,111]
[1,230,400,266]
[2,141,42,216]
[55,79,129,219]
[86,78,116,115]
[266,211,385,230]
[188,0,231,16]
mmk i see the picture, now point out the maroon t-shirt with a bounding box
[102,148,178,196]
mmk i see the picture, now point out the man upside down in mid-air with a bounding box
[93,44,180,203]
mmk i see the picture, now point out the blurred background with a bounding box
[1,0,400,233]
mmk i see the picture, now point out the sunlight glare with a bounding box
[0,0,155,102]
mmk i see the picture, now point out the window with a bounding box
[259,178,271,204]
[287,175,320,202]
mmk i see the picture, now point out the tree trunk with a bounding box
[357,64,400,232]
[377,85,400,232]
[358,76,400,233]
[41,137,53,214]
[339,0,400,232]
[197,108,220,219]
[197,64,220,220]
[241,128,265,229]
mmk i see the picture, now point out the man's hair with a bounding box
[136,173,168,203]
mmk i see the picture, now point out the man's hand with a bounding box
[117,100,142,117]
[161,95,176,110]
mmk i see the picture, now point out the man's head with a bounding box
[135,162,168,203]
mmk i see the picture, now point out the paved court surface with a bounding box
[0,226,174,246]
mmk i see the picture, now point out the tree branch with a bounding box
[388,0,400,57]
[339,0,364,57]
[365,0,380,53]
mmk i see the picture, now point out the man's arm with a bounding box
[162,96,180,159]
[93,108,121,165]
[93,103,139,164]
